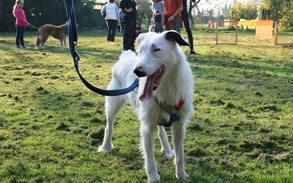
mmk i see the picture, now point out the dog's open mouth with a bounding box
[139,65,166,101]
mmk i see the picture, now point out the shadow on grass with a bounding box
[190,53,292,74]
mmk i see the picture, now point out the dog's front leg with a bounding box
[158,126,174,158]
[41,42,45,49]
[172,122,188,179]
[141,123,160,182]
[98,95,125,152]
[60,40,63,48]
[64,39,67,48]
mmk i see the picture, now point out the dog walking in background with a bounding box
[98,30,194,182]
[35,21,68,49]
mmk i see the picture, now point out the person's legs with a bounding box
[20,26,25,48]
[130,18,136,51]
[121,23,124,33]
[106,20,111,41]
[165,16,170,30]
[173,17,181,33]
[16,25,21,48]
[117,25,121,34]
[110,20,117,42]
[165,16,181,33]
[182,9,195,54]
[123,19,131,50]
[123,17,135,50]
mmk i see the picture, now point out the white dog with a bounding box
[98,30,194,182]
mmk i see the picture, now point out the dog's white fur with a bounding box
[98,31,194,182]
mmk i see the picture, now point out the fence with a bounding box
[215,20,238,45]
[274,21,293,47]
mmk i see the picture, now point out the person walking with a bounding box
[154,10,163,33]
[182,0,201,54]
[152,0,164,24]
[120,0,137,51]
[13,0,29,49]
[101,0,120,42]
[163,0,183,33]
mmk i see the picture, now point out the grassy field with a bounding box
[0,30,292,183]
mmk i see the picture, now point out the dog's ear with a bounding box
[165,30,190,46]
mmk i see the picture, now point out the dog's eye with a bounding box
[153,48,161,52]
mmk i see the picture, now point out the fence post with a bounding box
[274,21,278,47]
[216,21,218,45]
[236,21,238,45]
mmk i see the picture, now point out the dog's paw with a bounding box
[98,144,114,152]
[176,171,188,179]
[148,173,160,183]
[161,148,174,158]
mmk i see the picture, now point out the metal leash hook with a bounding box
[64,0,139,96]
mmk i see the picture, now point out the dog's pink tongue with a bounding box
[139,74,156,101]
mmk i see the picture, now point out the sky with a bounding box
[200,0,258,10]
[198,0,261,15]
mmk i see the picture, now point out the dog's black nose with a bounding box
[134,66,146,77]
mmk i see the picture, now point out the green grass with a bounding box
[0,29,292,183]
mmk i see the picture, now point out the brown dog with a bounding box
[36,22,68,49]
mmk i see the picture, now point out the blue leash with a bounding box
[63,0,139,96]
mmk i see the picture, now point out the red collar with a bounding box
[174,98,185,111]
[154,96,185,114]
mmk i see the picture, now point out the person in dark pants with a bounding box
[13,0,29,49]
[101,0,120,42]
[16,25,25,48]
[107,20,118,41]
[182,0,201,54]
[163,0,183,33]
[154,10,163,33]
[120,0,137,51]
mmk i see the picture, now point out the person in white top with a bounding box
[101,0,120,42]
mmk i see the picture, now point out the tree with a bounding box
[259,0,293,31]
[136,0,152,24]
[0,0,104,32]
[228,2,258,20]
[222,4,229,15]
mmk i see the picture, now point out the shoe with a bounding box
[21,45,27,49]
[17,46,22,49]
[190,49,196,54]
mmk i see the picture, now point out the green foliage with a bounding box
[260,0,293,31]
[137,0,153,24]
[228,2,258,20]
[0,0,104,32]
[0,30,292,182]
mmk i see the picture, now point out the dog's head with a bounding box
[134,30,189,101]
